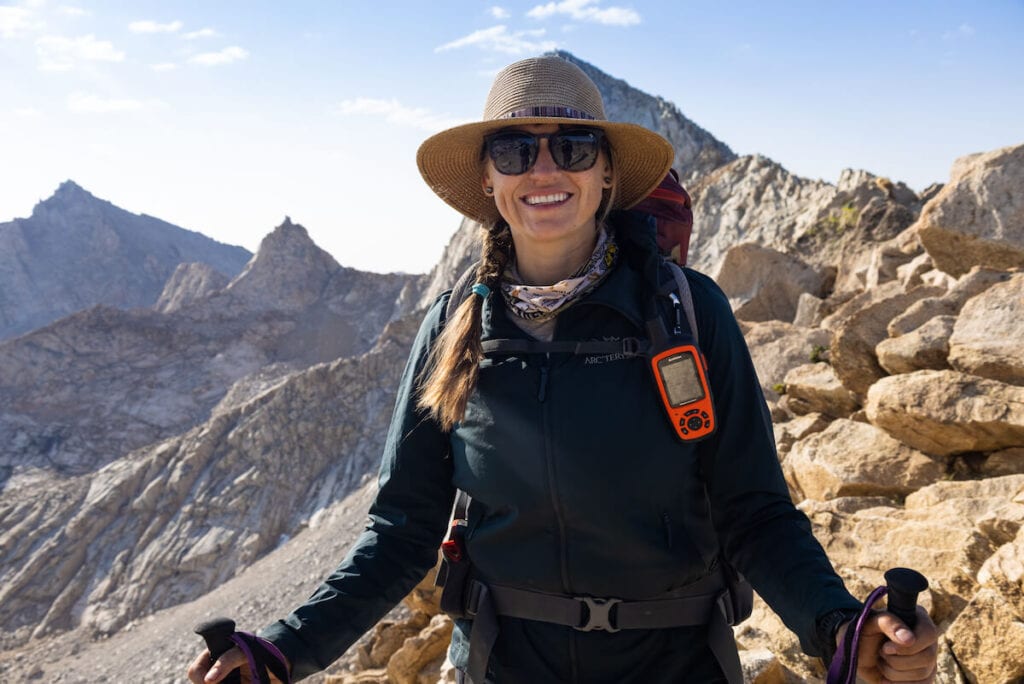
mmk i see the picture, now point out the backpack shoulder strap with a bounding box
[664,260,699,347]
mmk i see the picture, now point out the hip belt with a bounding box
[462,568,743,684]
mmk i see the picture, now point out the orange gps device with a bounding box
[650,343,716,442]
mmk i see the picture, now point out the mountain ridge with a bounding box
[0,180,253,340]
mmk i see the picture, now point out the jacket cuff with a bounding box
[258,620,319,681]
[815,607,864,668]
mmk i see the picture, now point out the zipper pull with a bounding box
[669,292,683,336]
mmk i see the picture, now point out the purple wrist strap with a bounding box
[228,631,292,684]
[826,585,888,684]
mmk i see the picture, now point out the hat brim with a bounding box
[417,117,675,226]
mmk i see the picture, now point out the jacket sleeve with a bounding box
[685,269,862,657]
[259,295,456,680]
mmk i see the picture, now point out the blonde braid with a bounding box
[417,222,513,431]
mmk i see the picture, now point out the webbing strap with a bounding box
[479,337,649,357]
[446,258,698,357]
[228,631,292,684]
[477,577,722,630]
[666,261,699,346]
[826,586,888,684]
[461,569,743,684]
[707,606,743,684]
[466,584,498,684]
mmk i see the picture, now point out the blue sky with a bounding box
[2,0,1022,274]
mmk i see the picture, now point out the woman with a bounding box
[190,56,937,684]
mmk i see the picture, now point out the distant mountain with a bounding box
[0,181,252,340]
[0,218,418,488]
[553,50,737,186]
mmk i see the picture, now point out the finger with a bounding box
[881,607,939,656]
[205,646,246,683]
[877,656,936,684]
[187,649,212,684]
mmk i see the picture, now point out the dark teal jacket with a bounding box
[261,215,861,681]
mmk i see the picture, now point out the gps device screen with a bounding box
[658,352,706,407]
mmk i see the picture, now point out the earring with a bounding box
[484,186,494,195]
[603,176,612,186]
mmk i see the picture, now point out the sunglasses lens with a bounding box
[549,130,601,172]
[485,128,603,175]
[487,133,538,175]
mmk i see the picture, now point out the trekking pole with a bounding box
[884,567,928,629]
[195,617,242,684]
[826,567,929,684]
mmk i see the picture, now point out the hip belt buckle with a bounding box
[574,596,622,632]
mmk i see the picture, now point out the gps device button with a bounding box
[687,416,704,431]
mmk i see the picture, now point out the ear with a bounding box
[481,172,493,195]
[602,164,613,189]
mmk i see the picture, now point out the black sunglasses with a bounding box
[484,128,605,176]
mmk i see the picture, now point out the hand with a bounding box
[186,646,287,684]
[836,605,938,684]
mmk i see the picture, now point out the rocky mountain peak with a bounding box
[54,179,90,198]
[224,217,342,311]
[1,182,251,340]
[550,50,737,185]
[30,179,106,219]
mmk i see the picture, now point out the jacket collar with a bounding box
[481,211,656,339]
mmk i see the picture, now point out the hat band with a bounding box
[500,106,597,120]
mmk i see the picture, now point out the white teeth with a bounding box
[524,193,569,205]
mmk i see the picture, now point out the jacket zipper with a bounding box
[539,355,577,683]
[540,354,570,593]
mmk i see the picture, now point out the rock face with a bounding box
[0,181,251,340]
[864,370,1024,457]
[915,144,1024,277]
[0,56,1022,684]
[688,162,922,281]
[714,245,828,323]
[0,219,418,488]
[947,272,1024,384]
[0,310,421,648]
[155,262,230,313]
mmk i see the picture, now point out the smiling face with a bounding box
[482,123,613,279]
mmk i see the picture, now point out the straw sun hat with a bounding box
[417,56,675,225]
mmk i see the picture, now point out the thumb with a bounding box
[206,645,246,683]
[873,611,916,648]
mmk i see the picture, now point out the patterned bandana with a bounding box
[501,226,618,322]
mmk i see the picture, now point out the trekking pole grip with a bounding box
[195,617,242,683]
[883,568,928,630]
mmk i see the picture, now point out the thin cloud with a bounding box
[527,0,640,26]
[151,62,177,72]
[58,6,90,17]
[68,92,146,113]
[335,97,469,133]
[129,19,183,34]
[14,107,42,118]
[0,5,40,38]
[184,27,219,40]
[435,25,557,55]
[490,6,511,19]
[189,46,248,65]
[36,34,125,71]
[942,23,976,40]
